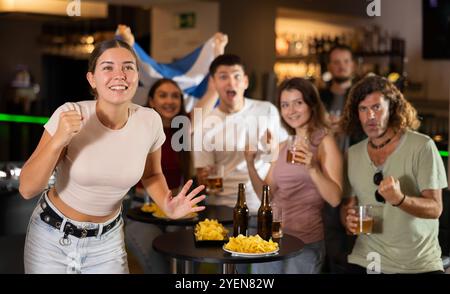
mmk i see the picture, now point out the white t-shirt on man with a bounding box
[193,98,288,214]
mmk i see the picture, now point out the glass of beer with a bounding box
[286,135,307,164]
[271,202,283,239]
[206,164,224,194]
[354,205,374,235]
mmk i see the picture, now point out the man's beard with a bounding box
[332,76,352,84]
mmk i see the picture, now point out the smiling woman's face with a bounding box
[280,89,311,130]
[86,47,138,105]
[149,81,183,122]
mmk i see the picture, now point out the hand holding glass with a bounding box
[286,135,308,164]
[354,205,374,235]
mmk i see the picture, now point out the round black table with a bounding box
[127,205,234,227]
[153,229,304,274]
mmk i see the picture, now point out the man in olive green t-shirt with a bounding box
[339,75,447,274]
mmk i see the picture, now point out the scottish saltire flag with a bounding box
[131,37,216,112]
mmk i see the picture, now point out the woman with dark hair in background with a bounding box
[147,78,220,192]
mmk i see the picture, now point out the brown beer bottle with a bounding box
[257,185,273,240]
[233,183,249,237]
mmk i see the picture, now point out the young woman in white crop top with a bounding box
[19,39,205,274]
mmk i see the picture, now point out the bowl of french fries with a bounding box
[140,202,198,219]
[223,234,279,256]
[193,219,229,246]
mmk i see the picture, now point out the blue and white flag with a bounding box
[132,37,216,112]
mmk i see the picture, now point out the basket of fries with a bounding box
[193,219,229,247]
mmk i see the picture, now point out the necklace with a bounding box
[368,133,395,149]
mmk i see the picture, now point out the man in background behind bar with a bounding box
[320,45,358,273]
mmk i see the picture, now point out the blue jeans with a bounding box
[252,240,325,274]
[24,192,128,274]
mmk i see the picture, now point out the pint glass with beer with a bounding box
[354,205,374,235]
[206,164,224,194]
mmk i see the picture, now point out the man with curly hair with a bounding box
[339,75,447,273]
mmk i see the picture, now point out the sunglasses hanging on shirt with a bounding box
[373,170,385,203]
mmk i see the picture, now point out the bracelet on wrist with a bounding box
[392,193,406,207]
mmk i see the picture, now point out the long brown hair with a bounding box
[276,78,330,138]
[341,75,420,136]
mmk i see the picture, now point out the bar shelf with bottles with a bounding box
[274,26,406,88]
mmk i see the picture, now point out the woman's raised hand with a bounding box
[115,24,135,47]
[163,179,206,219]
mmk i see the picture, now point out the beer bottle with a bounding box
[257,185,273,240]
[233,183,249,237]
